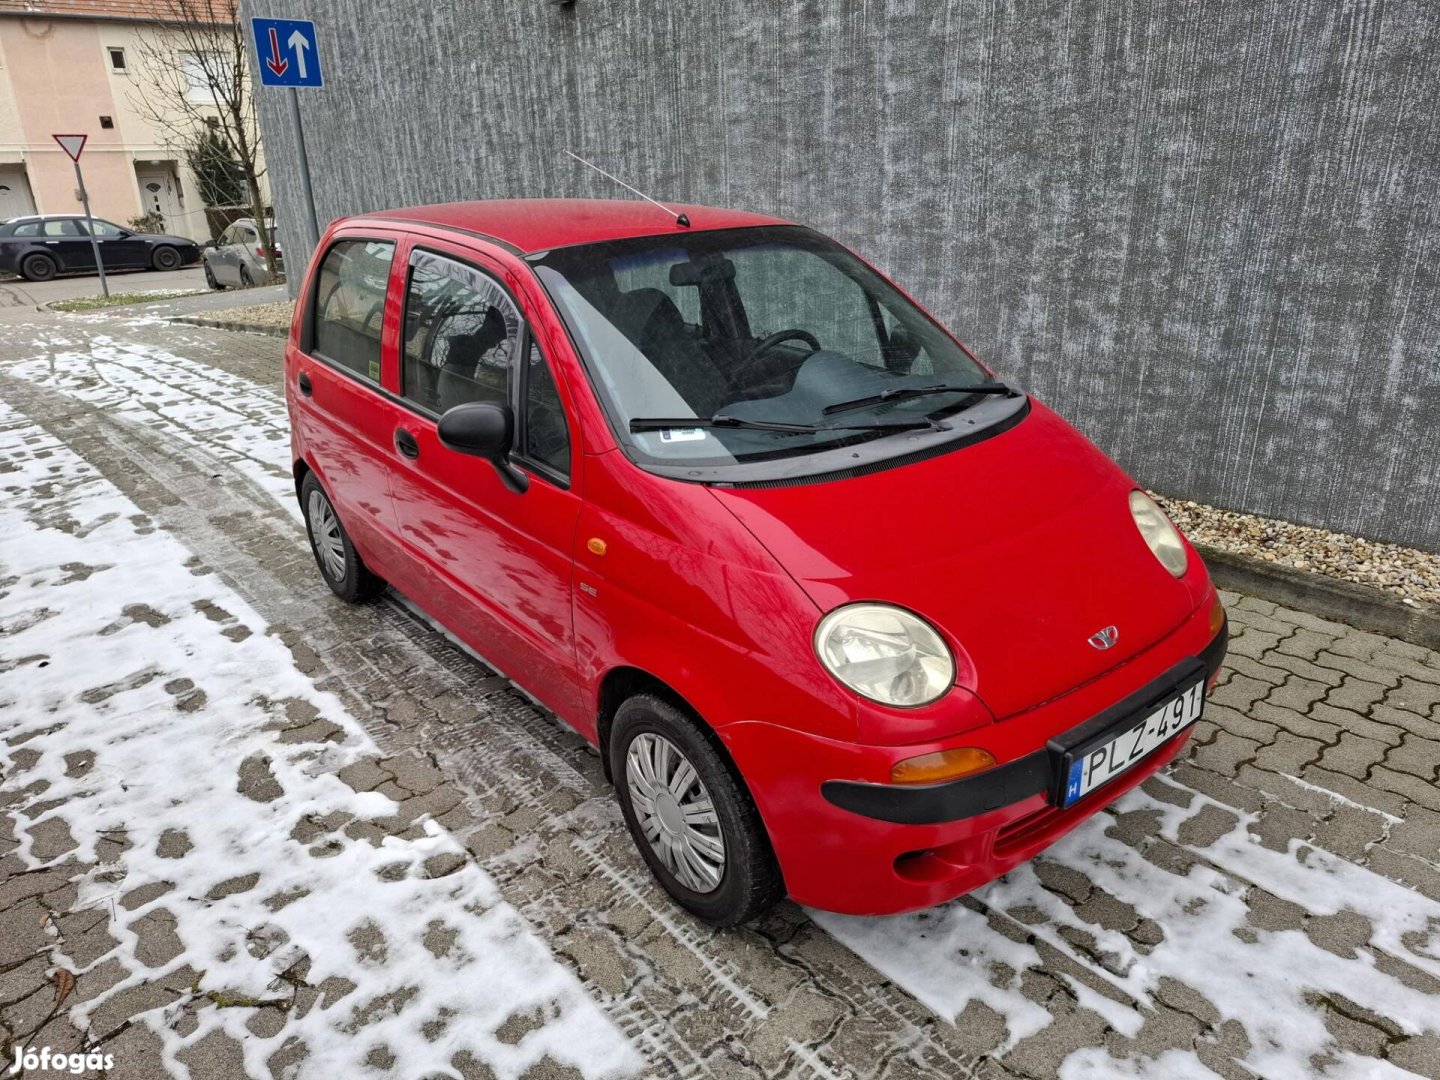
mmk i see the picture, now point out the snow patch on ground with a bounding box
[0,397,638,1078]
[816,779,1440,1077]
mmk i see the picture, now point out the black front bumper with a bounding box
[821,617,1228,826]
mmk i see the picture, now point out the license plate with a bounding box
[1057,679,1205,808]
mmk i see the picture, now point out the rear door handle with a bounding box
[395,428,420,459]
[297,372,312,397]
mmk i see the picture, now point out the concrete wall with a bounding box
[248,0,1439,552]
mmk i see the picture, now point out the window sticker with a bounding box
[659,428,707,443]
[369,358,380,381]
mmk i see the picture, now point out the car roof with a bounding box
[5,213,85,223]
[353,198,794,254]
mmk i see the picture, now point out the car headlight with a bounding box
[1130,490,1188,577]
[814,603,954,707]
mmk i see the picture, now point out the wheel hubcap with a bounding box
[306,490,346,581]
[626,732,725,894]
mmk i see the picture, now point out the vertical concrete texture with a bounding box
[247,0,1439,552]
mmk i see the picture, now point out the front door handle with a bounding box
[395,428,420,459]
[297,372,312,397]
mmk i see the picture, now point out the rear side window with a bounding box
[312,239,395,381]
[12,222,41,237]
[401,250,518,415]
[43,219,83,237]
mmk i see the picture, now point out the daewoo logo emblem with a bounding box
[1088,625,1119,650]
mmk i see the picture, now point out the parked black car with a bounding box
[0,214,201,281]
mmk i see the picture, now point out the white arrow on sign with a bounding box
[288,29,311,79]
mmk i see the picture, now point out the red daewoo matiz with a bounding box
[286,200,1227,925]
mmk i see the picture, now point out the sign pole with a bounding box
[252,17,324,271]
[73,160,108,298]
[53,135,107,298]
[287,87,320,252]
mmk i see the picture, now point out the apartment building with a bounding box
[0,0,265,241]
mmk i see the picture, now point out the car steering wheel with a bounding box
[750,329,822,361]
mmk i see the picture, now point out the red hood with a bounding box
[709,402,1198,719]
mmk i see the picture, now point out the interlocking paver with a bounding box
[1317,732,1389,780]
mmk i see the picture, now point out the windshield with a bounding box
[531,226,1004,473]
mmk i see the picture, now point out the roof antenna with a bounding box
[564,149,690,228]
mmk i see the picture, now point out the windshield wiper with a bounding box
[628,414,943,435]
[821,382,1014,417]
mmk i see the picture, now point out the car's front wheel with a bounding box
[20,253,57,282]
[151,245,181,271]
[611,694,784,926]
[203,261,222,290]
[299,472,384,603]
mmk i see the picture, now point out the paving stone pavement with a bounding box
[1,307,1438,1079]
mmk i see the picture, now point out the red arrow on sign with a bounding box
[53,133,87,161]
[265,27,288,77]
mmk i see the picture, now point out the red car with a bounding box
[286,200,1227,925]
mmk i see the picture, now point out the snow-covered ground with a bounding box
[4,319,1440,1078]
[0,394,639,1077]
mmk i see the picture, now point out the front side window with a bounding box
[401,250,517,415]
[85,220,123,237]
[522,341,570,477]
[532,226,1007,477]
[312,239,394,382]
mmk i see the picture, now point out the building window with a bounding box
[108,47,127,72]
[99,116,115,129]
[181,51,233,102]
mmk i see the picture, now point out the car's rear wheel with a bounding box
[20,253,57,282]
[203,261,222,290]
[239,264,253,288]
[611,694,784,925]
[151,245,181,271]
[299,472,384,603]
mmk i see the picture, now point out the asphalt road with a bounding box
[0,267,289,319]
[0,266,209,307]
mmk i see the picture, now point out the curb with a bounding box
[169,316,287,337]
[1199,544,1440,651]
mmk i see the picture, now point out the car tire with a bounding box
[20,253,57,282]
[151,245,181,271]
[299,472,385,603]
[203,261,223,290]
[611,694,785,926]
[239,264,253,288]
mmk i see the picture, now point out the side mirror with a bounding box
[437,401,528,493]
[118,230,133,239]
[202,239,216,250]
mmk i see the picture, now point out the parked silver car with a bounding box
[202,218,283,288]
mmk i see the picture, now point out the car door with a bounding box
[383,241,586,722]
[83,219,149,269]
[211,225,237,284]
[288,233,405,575]
[40,218,92,270]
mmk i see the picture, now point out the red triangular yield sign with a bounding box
[53,134,87,161]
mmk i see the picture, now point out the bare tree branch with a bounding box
[125,0,278,282]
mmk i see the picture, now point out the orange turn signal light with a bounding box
[890,747,997,785]
[1208,594,1226,635]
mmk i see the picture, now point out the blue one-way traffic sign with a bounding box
[252,18,322,88]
